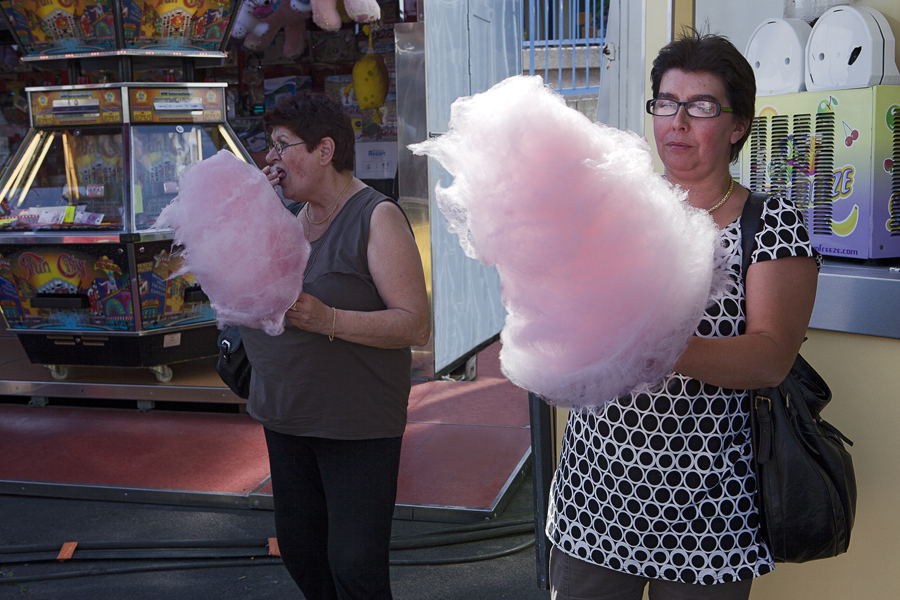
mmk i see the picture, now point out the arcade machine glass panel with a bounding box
[131,124,235,230]
[0,127,125,231]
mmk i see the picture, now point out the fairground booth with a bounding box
[0,0,522,398]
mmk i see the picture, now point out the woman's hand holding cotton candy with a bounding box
[155,149,310,336]
[285,292,332,336]
[410,75,725,408]
[262,165,281,189]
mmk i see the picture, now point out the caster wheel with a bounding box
[48,365,69,381]
[151,365,173,383]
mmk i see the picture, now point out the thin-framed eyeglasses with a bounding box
[269,140,306,156]
[646,98,734,118]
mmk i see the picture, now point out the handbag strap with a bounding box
[740,194,834,414]
[740,193,821,280]
[739,192,767,280]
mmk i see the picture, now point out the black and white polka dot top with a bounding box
[546,194,817,585]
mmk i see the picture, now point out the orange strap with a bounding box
[268,537,281,557]
[57,541,78,561]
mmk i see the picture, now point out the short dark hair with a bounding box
[263,92,355,172]
[650,30,755,163]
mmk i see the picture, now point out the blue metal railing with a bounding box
[524,0,607,96]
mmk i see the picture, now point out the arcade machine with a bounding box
[0,0,248,382]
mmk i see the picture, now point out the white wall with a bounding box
[694,0,783,56]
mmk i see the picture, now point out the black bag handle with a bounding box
[739,193,767,280]
[739,194,834,414]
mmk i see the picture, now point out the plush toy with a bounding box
[343,0,381,23]
[231,0,380,51]
[310,0,380,32]
[350,25,389,121]
[231,0,272,41]
[242,0,311,59]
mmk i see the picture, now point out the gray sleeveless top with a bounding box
[240,187,412,440]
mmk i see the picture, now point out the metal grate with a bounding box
[524,0,607,96]
[890,106,900,235]
[770,115,790,193]
[746,111,835,235]
[790,114,812,210]
[811,112,835,236]
[748,117,768,193]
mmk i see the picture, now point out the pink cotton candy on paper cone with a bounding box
[410,76,726,408]
[155,149,310,336]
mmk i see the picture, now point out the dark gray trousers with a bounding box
[550,545,754,600]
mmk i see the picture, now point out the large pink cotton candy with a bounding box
[156,150,309,336]
[410,76,724,408]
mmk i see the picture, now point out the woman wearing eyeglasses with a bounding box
[240,91,429,600]
[546,32,819,599]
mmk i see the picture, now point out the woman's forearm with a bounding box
[674,255,818,390]
[331,306,430,349]
[673,333,798,390]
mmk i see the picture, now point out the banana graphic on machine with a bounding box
[831,204,859,237]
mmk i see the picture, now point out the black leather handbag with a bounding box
[216,326,251,399]
[741,194,857,563]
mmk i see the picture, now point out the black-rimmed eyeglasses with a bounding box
[646,99,734,118]
[268,140,306,156]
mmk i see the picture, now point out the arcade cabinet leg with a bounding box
[529,391,553,590]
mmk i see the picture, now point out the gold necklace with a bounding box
[306,178,353,226]
[707,178,735,213]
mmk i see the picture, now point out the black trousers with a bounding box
[263,428,403,600]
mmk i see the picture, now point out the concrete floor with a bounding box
[0,471,551,600]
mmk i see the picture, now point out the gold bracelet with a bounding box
[329,306,336,342]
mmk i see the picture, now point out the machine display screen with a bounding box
[0,127,125,231]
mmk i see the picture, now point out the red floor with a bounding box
[0,342,532,522]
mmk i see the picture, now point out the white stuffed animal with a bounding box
[231,0,274,40]
[310,0,380,32]
[343,0,380,23]
[243,0,311,58]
